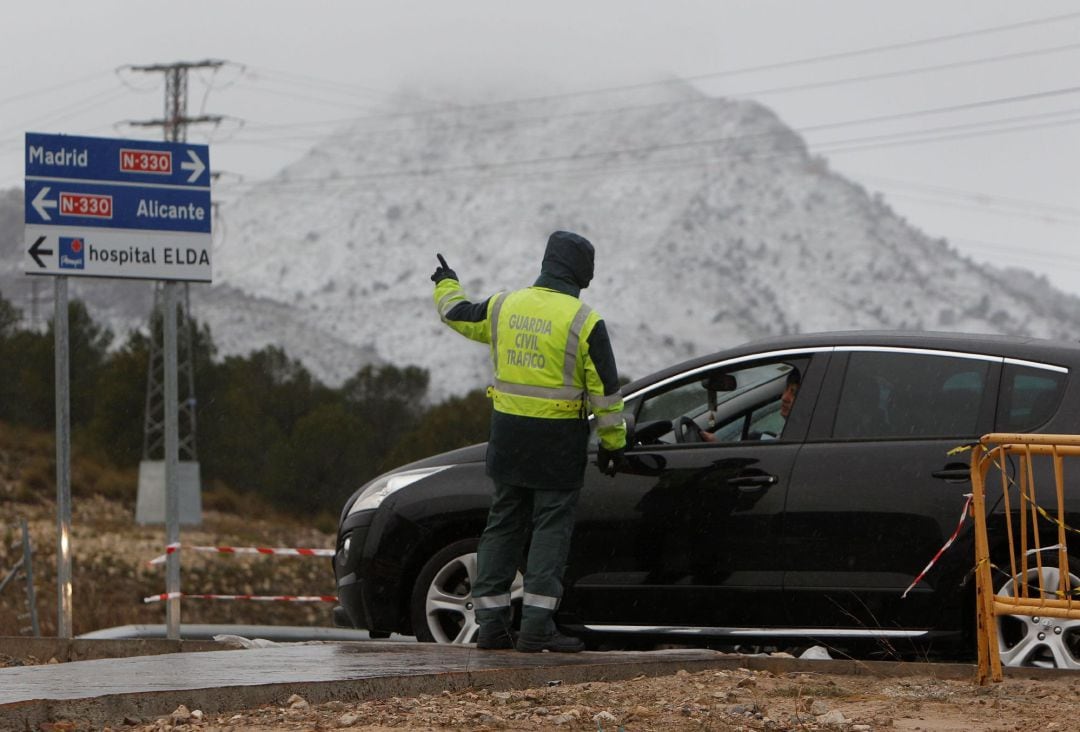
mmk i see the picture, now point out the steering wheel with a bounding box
[673,415,705,444]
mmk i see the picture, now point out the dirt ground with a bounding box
[77,663,1074,732]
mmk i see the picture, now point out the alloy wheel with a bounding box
[423,551,524,644]
[996,565,1080,669]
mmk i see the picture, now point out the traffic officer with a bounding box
[431,231,626,652]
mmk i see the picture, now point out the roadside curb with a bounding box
[0,635,222,664]
[0,641,1062,729]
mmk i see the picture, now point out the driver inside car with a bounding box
[702,368,801,442]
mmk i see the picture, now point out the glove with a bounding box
[596,446,625,477]
[431,253,458,283]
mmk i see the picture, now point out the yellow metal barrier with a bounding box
[972,433,1080,684]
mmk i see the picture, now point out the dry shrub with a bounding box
[201,480,240,513]
[15,456,52,503]
[0,424,55,504]
[0,423,52,455]
[311,511,338,535]
[71,458,135,502]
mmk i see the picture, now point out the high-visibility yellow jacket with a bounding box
[435,277,625,490]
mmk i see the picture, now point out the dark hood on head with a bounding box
[534,231,594,296]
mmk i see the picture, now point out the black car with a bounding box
[333,331,1080,667]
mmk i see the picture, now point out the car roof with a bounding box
[625,330,1080,392]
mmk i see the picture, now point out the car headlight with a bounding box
[346,465,451,516]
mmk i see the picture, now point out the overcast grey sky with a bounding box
[3,1,1078,293]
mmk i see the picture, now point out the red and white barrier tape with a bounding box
[143,592,337,604]
[148,542,333,566]
[901,494,973,599]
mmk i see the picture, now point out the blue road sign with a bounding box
[25,132,210,188]
[24,179,211,233]
[24,132,213,282]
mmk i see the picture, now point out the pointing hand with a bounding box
[431,253,458,284]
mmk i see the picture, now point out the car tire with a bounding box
[409,538,524,644]
[995,549,1080,669]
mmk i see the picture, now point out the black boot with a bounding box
[515,629,584,653]
[476,625,517,650]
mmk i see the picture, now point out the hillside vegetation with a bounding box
[0,288,492,521]
[0,421,342,637]
[0,286,492,637]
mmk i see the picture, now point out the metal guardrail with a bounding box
[972,433,1080,684]
[0,519,41,637]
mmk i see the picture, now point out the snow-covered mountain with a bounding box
[4,83,1079,399]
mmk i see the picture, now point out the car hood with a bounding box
[403,442,487,469]
[338,442,488,525]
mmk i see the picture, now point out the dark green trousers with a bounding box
[472,481,580,637]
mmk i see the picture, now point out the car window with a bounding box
[636,380,706,427]
[832,352,989,439]
[996,363,1066,432]
[634,358,807,444]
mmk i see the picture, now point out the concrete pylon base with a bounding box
[135,460,202,526]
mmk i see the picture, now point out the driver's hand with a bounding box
[701,431,717,443]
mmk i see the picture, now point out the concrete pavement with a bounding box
[0,639,988,729]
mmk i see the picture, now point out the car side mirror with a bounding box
[633,419,672,445]
[703,373,737,392]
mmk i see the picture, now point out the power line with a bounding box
[206,126,1080,262]
[203,44,1080,159]
[240,85,1080,158]
[949,236,1080,272]
[5,13,1076,170]
[8,16,1076,199]
[357,9,1080,114]
[5,7,1078,144]
[220,66,1080,152]
[209,86,1080,196]
[853,175,1080,220]
[0,84,130,141]
[203,10,1080,136]
[241,65,451,109]
[725,41,1080,98]
[229,82,388,113]
[816,114,1080,156]
[792,83,1080,133]
[0,68,116,107]
[874,190,1080,226]
[680,10,1080,83]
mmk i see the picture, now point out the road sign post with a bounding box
[163,282,181,635]
[24,132,212,640]
[54,276,72,638]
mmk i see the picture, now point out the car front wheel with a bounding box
[409,538,524,644]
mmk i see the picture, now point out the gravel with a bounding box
[92,664,1079,731]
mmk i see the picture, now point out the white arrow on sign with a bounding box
[180,149,206,183]
[32,186,57,221]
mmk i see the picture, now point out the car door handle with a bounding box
[727,474,777,491]
[931,467,970,482]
